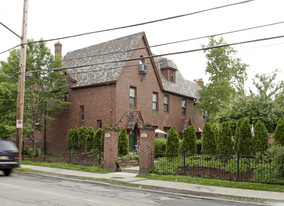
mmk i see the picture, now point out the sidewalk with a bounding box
[20,165,284,203]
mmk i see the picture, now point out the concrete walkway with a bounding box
[20,165,284,203]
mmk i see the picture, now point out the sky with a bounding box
[1,0,284,92]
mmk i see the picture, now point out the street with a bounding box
[0,172,277,206]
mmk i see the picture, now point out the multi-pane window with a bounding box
[152,93,158,110]
[164,95,169,112]
[130,87,136,107]
[182,99,186,115]
[80,106,85,121]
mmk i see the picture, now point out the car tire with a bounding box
[3,169,12,176]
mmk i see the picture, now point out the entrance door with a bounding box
[129,131,135,151]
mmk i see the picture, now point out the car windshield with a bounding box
[0,141,18,152]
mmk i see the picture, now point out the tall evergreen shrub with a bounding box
[212,123,220,151]
[94,128,104,150]
[67,128,78,150]
[253,120,268,153]
[201,122,217,154]
[84,127,95,151]
[181,125,197,154]
[78,126,89,150]
[234,118,243,151]
[238,118,252,155]
[166,128,179,154]
[274,118,284,146]
[218,121,233,154]
[118,128,129,156]
[154,138,167,157]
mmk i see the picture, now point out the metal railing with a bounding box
[152,150,283,184]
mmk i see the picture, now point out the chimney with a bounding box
[54,41,62,56]
[194,78,204,85]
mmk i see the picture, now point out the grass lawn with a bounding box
[138,173,284,193]
[20,160,109,174]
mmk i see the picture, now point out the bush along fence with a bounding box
[151,149,284,185]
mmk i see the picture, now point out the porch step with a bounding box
[118,157,139,168]
[121,166,139,174]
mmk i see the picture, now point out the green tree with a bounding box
[212,123,220,151]
[94,128,104,152]
[197,37,248,121]
[118,128,128,156]
[253,120,268,153]
[78,126,89,150]
[0,39,69,149]
[166,128,179,154]
[181,125,197,154]
[218,121,233,154]
[201,122,217,154]
[274,118,284,146]
[217,70,284,133]
[238,118,252,155]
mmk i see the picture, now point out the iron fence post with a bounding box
[183,149,186,175]
[98,140,101,165]
[237,149,240,182]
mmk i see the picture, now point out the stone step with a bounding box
[121,166,139,174]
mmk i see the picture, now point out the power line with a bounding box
[0,44,20,55]
[22,33,284,75]
[26,0,254,45]
[18,19,284,71]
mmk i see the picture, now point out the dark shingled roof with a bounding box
[64,32,144,88]
[64,32,200,99]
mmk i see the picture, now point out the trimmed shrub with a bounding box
[196,140,202,154]
[166,128,179,154]
[234,118,243,150]
[238,118,252,155]
[274,118,284,146]
[94,128,104,148]
[78,126,89,150]
[181,125,197,154]
[84,127,95,151]
[118,128,129,156]
[218,121,233,154]
[212,123,219,151]
[154,138,167,157]
[253,120,268,154]
[201,122,217,154]
[67,128,78,150]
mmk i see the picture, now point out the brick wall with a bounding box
[139,128,155,175]
[103,129,119,172]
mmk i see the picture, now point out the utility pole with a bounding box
[16,0,29,166]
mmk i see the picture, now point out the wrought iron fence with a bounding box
[22,140,103,166]
[152,151,284,184]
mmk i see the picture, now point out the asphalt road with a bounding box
[0,172,277,206]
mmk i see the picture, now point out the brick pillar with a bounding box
[103,129,119,172]
[139,128,155,175]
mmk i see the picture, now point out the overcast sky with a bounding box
[1,0,284,92]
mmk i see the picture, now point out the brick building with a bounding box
[45,32,203,153]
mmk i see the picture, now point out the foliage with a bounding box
[0,124,10,139]
[196,140,202,154]
[166,128,179,154]
[218,121,233,154]
[253,120,268,154]
[0,39,69,144]
[238,118,252,155]
[201,122,216,154]
[197,37,248,121]
[78,126,89,150]
[67,128,79,150]
[217,70,284,133]
[84,127,95,151]
[181,125,197,154]
[274,118,284,146]
[94,128,104,151]
[154,138,167,157]
[234,118,243,151]
[212,123,219,150]
[268,145,284,178]
[118,128,128,156]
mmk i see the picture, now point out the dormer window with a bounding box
[170,70,174,82]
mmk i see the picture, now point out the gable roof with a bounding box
[64,32,145,88]
[64,32,201,99]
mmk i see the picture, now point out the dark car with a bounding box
[0,140,19,176]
